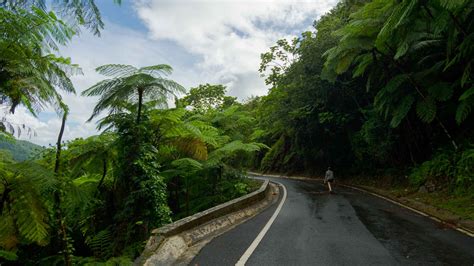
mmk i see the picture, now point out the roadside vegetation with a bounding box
[0,1,265,264]
[254,0,474,219]
[1,0,473,264]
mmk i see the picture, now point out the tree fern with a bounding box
[206,140,269,167]
[171,158,203,172]
[82,64,185,123]
[0,8,79,115]
[0,0,116,36]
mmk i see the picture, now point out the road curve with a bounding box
[191,176,474,265]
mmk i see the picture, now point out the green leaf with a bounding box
[456,95,474,124]
[353,54,373,78]
[0,250,18,261]
[390,95,414,128]
[384,74,408,93]
[461,63,471,88]
[427,83,453,101]
[336,51,357,74]
[459,86,474,101]
[438,0,469,11]
[394,42,409,59]
[416,97,436,123]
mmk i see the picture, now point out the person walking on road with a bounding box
[325,167,335,193]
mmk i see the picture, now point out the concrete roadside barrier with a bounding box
[136,178,273,265]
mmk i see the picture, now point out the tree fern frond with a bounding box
[456,94,474,124]
[438,0,470,11]
[172,137,208,160]
[426,83,453,101]
[384,74,409,93]
[416,97,436,123]
[139,64,173,77]
[206,141,269,166]
[171,158,203,172]
[85,228,113,259]
[353,54,373,77]
[459,86,474,101]
[0,215,19,249]
[95,64,136,77]
[10,186,49,245]
[0,250,18,261]
[390,95,414,127]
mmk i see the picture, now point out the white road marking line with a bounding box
[251,172,474,238]
[235,180,287,266]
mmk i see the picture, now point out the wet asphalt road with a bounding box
[191,177,474,265]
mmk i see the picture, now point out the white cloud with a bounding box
[4,0,339,146]
[2,106,98,146]
[5,22,202,146]
[134,0,338,97]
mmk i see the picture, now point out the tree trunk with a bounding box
[96,158,107,194]
[185,178,189,217]
[137,88,143,124]
[0,186,11,214]
[54,111,72,266]
[175,176,180,213]
[54,113,67,173]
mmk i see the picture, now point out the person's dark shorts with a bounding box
[327,179,334,183]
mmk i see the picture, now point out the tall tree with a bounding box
[0,8,79,115]
[180,83,228,113]
[0,0,121,36]
[82,64,185,124]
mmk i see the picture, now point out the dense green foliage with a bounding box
[0,135,43,161]
[0,1,265,264]
[1,61,265,264]
[253,0,474,190]
[180,83,237,113]
[1,0,474,264]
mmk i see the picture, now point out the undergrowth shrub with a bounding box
[409,146,474,191]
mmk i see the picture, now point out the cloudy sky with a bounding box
[4,0,339,146]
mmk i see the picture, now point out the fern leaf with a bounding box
[85,229,113,259]
[352,54,373,78]
[95,64,137,77]
[171,158,203,172]
[461,62,471,87]
[336,51,358,74]
[456,94,474,124]
[427,83,453,101]
[439,0,469,11]
[459,86,474,101]
[416,97,436,123]
[0,215,18,249]
[394,41,409,59]
[384,74,409,93]
[0,250,18,261]
[390,95,414,127]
